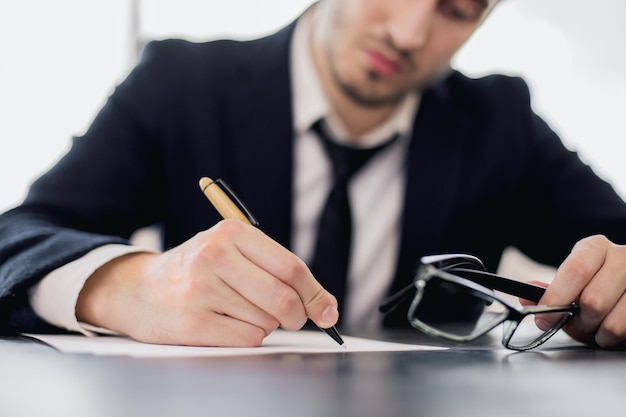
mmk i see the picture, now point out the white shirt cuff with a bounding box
[27,244,157,336]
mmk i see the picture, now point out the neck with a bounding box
[324,80,398,138]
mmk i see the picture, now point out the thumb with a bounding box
[304,288,340,329]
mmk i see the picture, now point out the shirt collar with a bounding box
[290,6,420,148]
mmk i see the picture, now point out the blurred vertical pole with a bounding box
[129,0,142,64]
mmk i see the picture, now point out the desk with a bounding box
[1,331,625,417]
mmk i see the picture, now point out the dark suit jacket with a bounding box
[2,21,626,332]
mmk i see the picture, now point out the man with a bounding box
[1,0,626,348]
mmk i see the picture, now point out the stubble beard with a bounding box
[327,40,450,109]
[331,63,411,108]
[329,55,452,109]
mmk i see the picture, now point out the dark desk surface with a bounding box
[1,330,625,417]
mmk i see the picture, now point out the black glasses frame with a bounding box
[379,254,579,350]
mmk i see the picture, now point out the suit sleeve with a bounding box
[0,41,179,333]
[510,108,626,265]
[437,74,626,271]
[495,78,626,266]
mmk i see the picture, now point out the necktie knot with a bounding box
[311,120,398,184]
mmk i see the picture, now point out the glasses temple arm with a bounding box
[450,268,546,303]
[378,283,416,314]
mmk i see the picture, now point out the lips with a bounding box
[366,50,402,77]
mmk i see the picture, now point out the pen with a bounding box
[198,177,346,348]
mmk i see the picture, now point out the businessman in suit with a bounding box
[2,0,626,348]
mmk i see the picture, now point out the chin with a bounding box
[340,85,408,108]
[332,64,415,107]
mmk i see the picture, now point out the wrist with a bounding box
[76,252,156,333]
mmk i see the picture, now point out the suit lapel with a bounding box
[388,79,470,300]
[223,24,297,248]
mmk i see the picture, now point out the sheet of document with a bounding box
[23,330,444,358]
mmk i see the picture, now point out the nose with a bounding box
[386,0,438,51]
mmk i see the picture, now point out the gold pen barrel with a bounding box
[199,177,253,225]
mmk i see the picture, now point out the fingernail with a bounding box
[320,306,339,327]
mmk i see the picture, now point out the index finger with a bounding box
[540,236,607,306]
[232,221,340,328]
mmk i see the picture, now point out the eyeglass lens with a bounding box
[410,276,508,339]
[505,311,573,350]
[411,274,572,349]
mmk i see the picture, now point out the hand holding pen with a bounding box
[78,178,342,348]
[199,177,345,347]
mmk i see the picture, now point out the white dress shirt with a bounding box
[28,6,419,333]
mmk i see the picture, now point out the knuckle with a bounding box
[193,219,250,269]
[260,317,281,335]
[560,257,594,283]
[274,288,302,316]
[279,257,309,284]
[200,241,229,267]
[578,290,608,319]
[272,286,307,330]
[212,218,245,235]
[306,286,332,308]
[577,234,609,250]
[190,233,232,270]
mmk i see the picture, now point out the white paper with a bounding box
[23,330,445,358]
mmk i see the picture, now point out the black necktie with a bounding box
[309,120,398,319]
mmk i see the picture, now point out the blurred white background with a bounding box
[1,0,625,226]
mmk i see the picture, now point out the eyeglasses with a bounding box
[379,254,579,350]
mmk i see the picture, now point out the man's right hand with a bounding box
[76,219,339,347]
